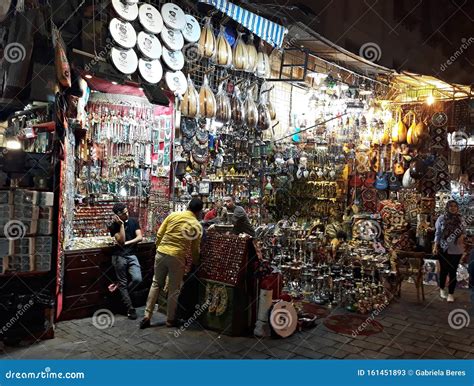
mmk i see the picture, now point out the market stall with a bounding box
[1,0,472,344]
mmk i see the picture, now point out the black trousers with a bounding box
[439,253,462,294]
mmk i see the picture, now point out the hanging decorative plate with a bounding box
[110,47,138,74]
[161,3,186,30]
[196,128,209,144]
[181,136,193,152]
[180,117,197,139]
[109,18,137,49]
[138,3,163,34]
[162,46,185,71]
[138,58,162,84]
[192,143,209,164]
[111,0,139,21]
[164,70,187,95]
[161,25,184,51]
[137,31,162,59]
[182,14,201,43]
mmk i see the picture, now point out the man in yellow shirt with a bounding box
[140,198,203,329]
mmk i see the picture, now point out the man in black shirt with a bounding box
[109,203,143,319]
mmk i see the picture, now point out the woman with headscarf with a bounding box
[433,200,466,302]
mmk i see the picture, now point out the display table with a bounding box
[196,231,257,336]
[59,242,156,321]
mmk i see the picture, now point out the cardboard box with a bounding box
[9,237,36,255]
[12,204,39,220]
[5,255,34,272]
[13,189,39,205]
[37,220,53,235]
[34,236,53,254]
[32,253,51,272]
[0,191,9,204]
[38,206,54,220]
[38,192,54,207]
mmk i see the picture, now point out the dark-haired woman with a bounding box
[433,200,466,303]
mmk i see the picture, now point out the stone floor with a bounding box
[1,283,473,360]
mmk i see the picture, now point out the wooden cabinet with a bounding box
[58,242,156,321]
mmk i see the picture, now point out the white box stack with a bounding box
[38,192,54,207]
[37,220,53,235]
[34,254,51,272]
[9,237,36,255]
[0,238,9,274]
[13,204,39,220]
[34,236,52,254]
[6,255,33,272]
[38,206,54,221]
[0,191,9,204]
[13,189,39,205]
[0,190,54,274]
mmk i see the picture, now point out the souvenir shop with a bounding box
[0,0,472,343]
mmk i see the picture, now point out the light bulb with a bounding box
[426,95,435,105]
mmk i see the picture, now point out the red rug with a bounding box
[299,302,330,319]
[323,314,384,336]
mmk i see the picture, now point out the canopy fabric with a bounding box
[198,0,288,48]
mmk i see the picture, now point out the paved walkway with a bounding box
[2,283,473,360]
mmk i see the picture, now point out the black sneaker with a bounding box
[127,308,137,320]
[139,318,151,329]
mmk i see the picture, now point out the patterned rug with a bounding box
[323,314,384,336]
[299,302,330,319]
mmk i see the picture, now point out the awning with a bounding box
[198,0,288,48]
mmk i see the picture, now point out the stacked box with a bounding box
[37,220,53,235]
[34,236,52,254]
[0,238,9,259]
[5,255,33,272]
[9,237,36,255]
[0,191,9,204]
[33,254,51,272]
[12,204,39,220]
[0,204,12,219]
[38,206,54,220]
[13,189,38,205]
[38,192,54,207]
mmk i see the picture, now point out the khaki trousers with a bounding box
[144,251,186,322]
